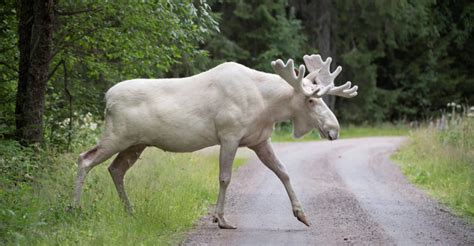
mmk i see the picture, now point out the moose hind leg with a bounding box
[108,144,146,214]
[73,145,117,207]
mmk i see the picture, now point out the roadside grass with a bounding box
[392,118,474,222]
[340,124,409,138]
[0,141,246,245]
[271,123,409,142]
[0,121,409,244]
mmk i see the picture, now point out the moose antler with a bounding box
[272,55,358,98]
[303,54,358,98]
[271,59,319,97]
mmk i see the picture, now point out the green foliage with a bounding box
[44,0,218,138]
[329,0,474,122]
[58,1,213,144]
[55,0,217,79]
[393,118,474,220]
[206,0,307,71]
[0,140,39,186]
[0,115,100,189]
[0,0,18,136]
[2,0,472,142]
[0,0,218,143]
[1,0,473,241]
[0,130,248,244]
[44,112,101,151]
[1,109,248,245]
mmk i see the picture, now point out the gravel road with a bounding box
[184,137,474,245]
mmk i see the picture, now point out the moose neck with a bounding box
[256,73,304,124]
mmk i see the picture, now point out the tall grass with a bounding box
[0,142,246,245]
[393,118,474,221]
[1,113,247,245]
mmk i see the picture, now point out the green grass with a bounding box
[0,122,411,245]
[0,145,246,245]
[271,123,409,142]
[340,124,409,138]
[392,118,474,221]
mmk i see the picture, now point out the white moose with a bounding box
[73,54,358,229]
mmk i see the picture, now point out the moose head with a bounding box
[271,55,358,140]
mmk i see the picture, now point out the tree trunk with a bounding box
[16,0,55,145]
[314,0,335,110]
[291,0,335,110]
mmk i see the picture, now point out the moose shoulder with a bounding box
[73,54,358,229]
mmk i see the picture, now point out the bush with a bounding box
[0,113,102,244]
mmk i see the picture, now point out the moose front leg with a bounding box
[214,140,239,229]
[249,139,310,226]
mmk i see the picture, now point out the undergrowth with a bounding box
[0,115,246,245]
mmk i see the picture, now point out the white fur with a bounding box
[73,55,357,229]
[103,62,337,152]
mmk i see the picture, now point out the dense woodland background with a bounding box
[0,0,473,146]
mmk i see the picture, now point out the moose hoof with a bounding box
[213,215,237,229]
[218,221,237,229]
[294,210,310,227]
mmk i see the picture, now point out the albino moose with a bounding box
[73,54,358,229]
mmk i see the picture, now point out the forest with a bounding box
[0,0,473,245]
[0,0,472,146]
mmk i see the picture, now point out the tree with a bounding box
[16,0,55,145]
[2,0,471,145]
[290,0,473,123]
[291,0,336,109]
[4,0,218,146]
[206,0,307,71]
[42,1,217,148]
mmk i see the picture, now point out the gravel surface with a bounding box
[184,137,474,245]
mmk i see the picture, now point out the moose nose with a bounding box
[328,130,339,141]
